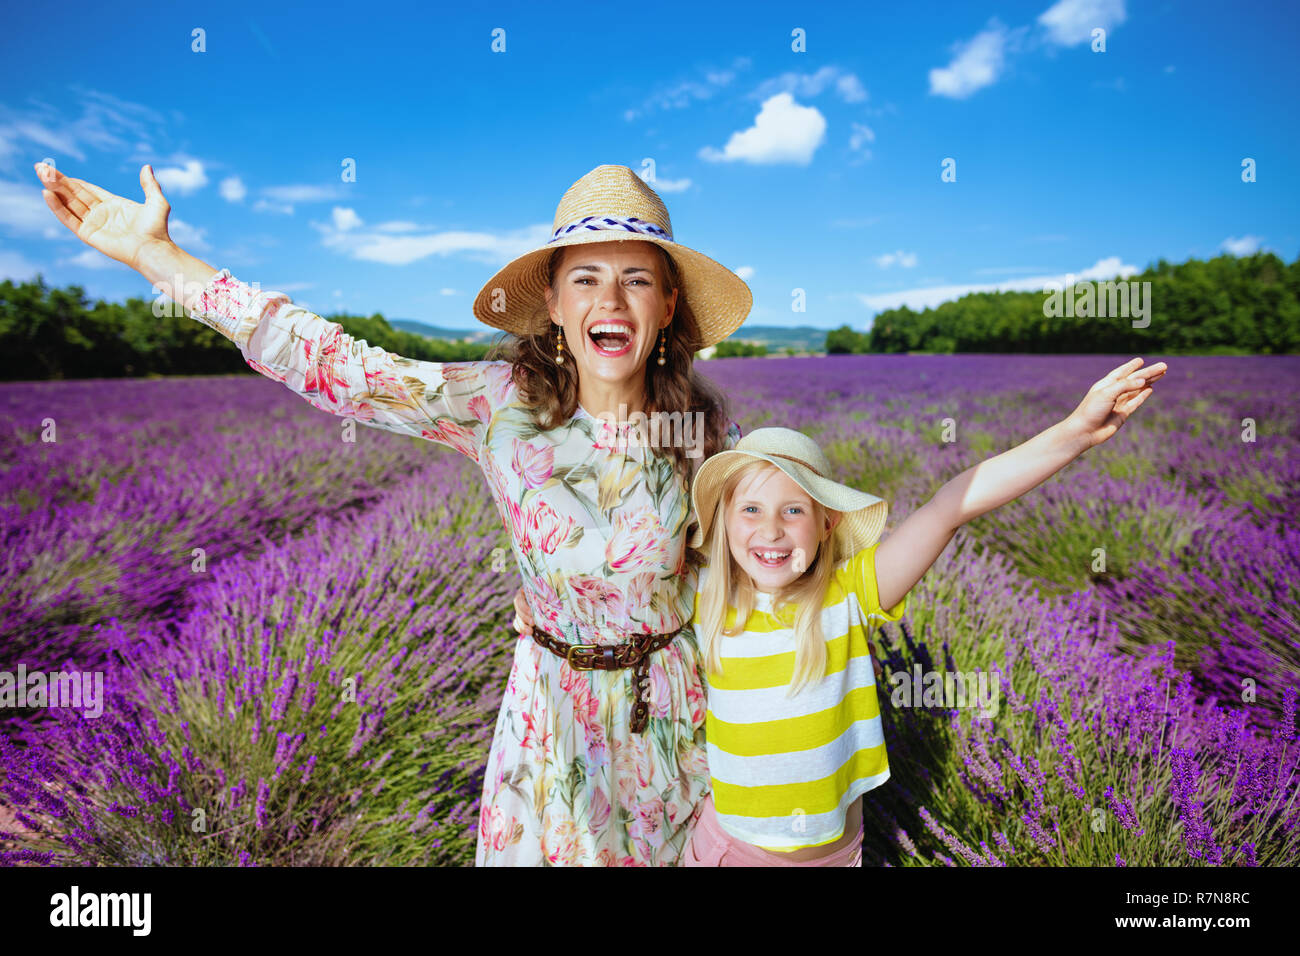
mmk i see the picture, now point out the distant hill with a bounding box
[725,325,828,353]
[389,319,503,343]
[390,318,829,353]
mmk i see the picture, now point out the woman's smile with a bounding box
[587,319,636,357]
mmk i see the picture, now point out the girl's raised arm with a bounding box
[874,357,1167,610]
[34,161,511,462]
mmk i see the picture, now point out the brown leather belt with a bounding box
[528,625,682,733]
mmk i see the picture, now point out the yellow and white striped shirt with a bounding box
[693,542,909,852]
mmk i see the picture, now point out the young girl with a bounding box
[678,424,900,866]
[514,357,1167,866]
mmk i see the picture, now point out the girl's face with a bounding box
[724,466,833,593]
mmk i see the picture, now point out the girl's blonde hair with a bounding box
[696,459,856,697]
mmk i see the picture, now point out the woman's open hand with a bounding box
[34,162,175,272]
[1066,357,1168,449]
[512,587,535,637]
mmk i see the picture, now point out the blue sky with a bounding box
[2,0,1297,333]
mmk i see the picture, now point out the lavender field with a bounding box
[1,353,1297,866]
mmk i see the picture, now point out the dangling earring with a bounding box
[555,326,564,365]
[657,329,667,366]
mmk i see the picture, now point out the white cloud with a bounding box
[625,56,750,121]
[0,179,69,238]
[219,176,247,202]
[252,198,294,215]
[166,217,209,251]
[1074,256,1136,280]
[374,221,422,233]
[849,122,875,161]
[971,265,1052,275]
[929,24,1011,99]
[8,121,81,159]
[1038,0,1127,47]
[154,159,209,197]
[1221,235,1264,256]
[650,177,692,193]
[698,93,826,165]
[0,88,168,176]
[874,250,919,269]
[734,266,755,280]
[857,256,1138,312]
[59,248,129,270]
[0,247,44,281]
[262,183,347,203]
[837,74,868,102]
[439,288,458,296]
[313,217,553,268]
[332,207,363,231]
[752,66,868,104]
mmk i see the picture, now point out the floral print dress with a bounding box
[186,269,741,866]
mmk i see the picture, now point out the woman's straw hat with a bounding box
[689,427,889,563]
[471,165,752,348]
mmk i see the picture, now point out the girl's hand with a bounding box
[34,162,175,272]
[1066,357,1167,449]
[867,641,882,681]
[512,587,535,637]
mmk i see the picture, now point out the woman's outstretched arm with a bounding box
[34,161,511,461]
[874,357,1168,611]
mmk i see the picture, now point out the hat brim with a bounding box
[471,233,752,350]
[688,450,888,562]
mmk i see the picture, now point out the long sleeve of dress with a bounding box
[186,268,514,463]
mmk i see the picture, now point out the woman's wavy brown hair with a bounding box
[485,242,734,568]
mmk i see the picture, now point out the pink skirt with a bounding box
[680,793,864,867]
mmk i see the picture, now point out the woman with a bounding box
[34,160,751,865]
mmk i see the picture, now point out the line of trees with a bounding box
[713,340,769,357]
[830,252,1300,355]
[3,251,1296,380]
[0,278,494,381]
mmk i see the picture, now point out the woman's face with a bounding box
[724,467,835,593]
[544,240,678,394]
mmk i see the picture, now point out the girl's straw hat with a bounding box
[689,427,889,563]
[471,165,752,348]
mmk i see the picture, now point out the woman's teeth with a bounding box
[588,323,633,356]
[752,549,791,568]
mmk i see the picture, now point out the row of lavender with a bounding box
[2,448,516,865]
[2,354,1297,865]
[0,376,440,663]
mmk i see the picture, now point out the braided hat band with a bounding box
[471,166,752,349]
[550,215,672,242]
